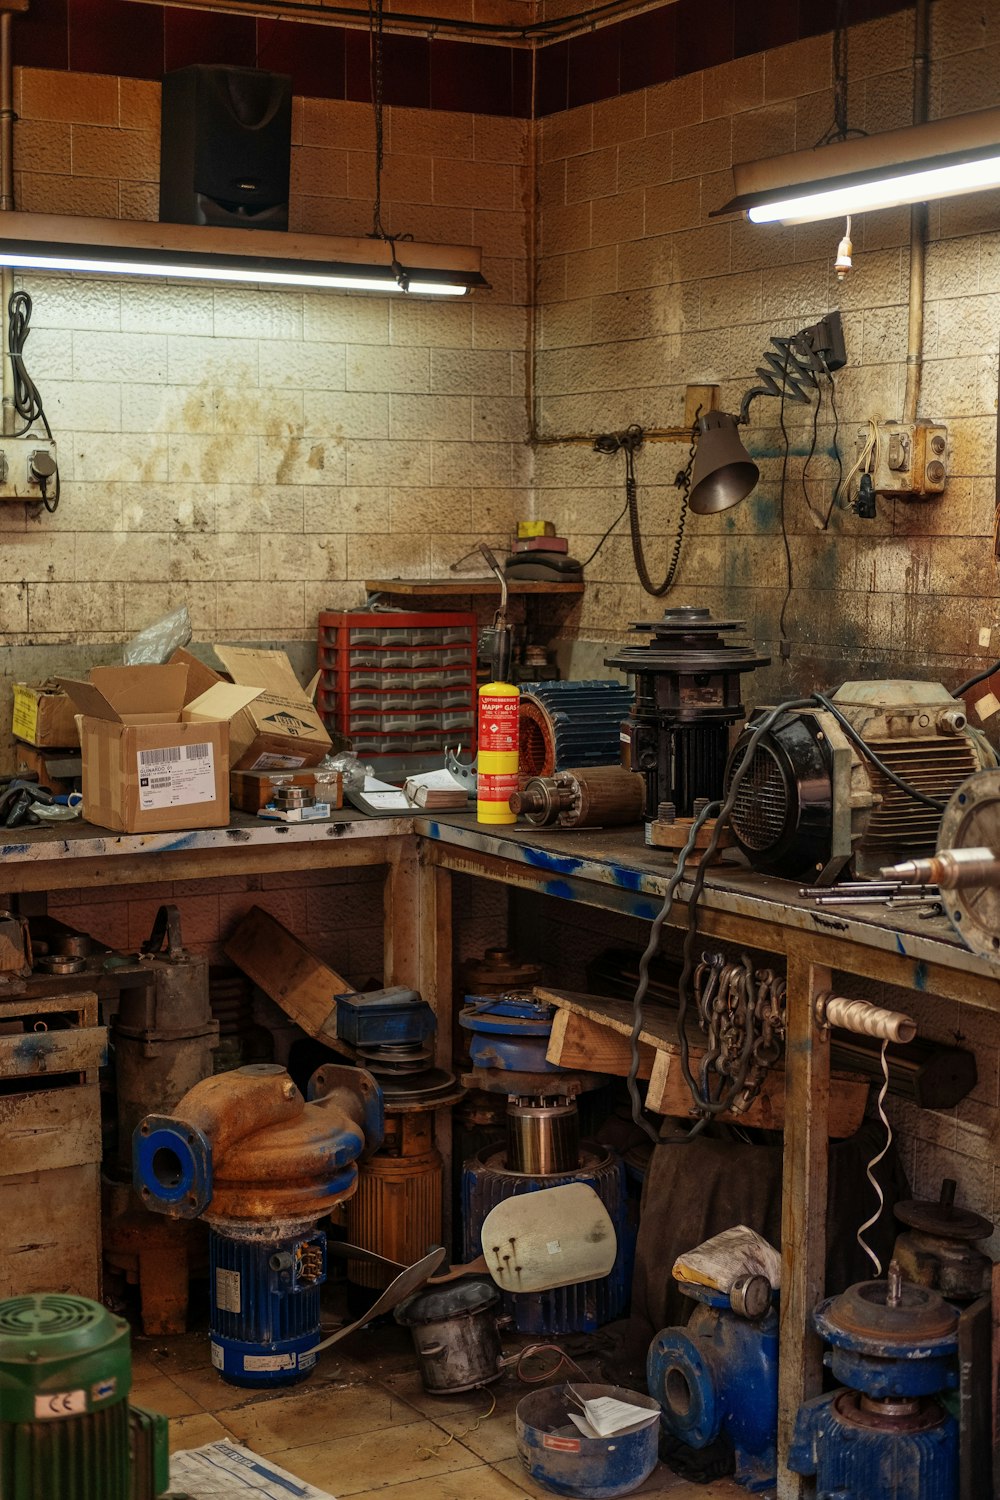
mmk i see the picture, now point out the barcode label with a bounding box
[139,746,183,767]
[138,740,217,812]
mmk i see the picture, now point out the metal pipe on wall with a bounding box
[0,10,14,437]
[902,0,931,425]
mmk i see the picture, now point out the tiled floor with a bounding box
[132,1322,750,1499]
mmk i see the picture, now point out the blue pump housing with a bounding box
[647,1283,778,1492]
[209,1228,327,1388]
[788,1274,959,1500]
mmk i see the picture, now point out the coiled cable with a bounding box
[7,290,59,513]
[856,1041,892,1276]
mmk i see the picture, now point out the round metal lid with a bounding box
[894,1196,994,1242]
[605,608,770,676]
[394,1276,499,1325]
[817,1277,958,1353]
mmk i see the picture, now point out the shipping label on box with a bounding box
[137,739,217,811]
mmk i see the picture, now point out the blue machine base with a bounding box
[788,1388,958,1500]
[210,1227,326,1389]
[210,1329,320,1389]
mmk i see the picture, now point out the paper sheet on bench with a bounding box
[170,1438,336,1499]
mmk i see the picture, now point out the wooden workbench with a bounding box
[2,808,996,1499]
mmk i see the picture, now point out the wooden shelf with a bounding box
[365,578,585,596]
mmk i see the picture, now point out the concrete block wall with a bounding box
[534,2,1000,706]
[0,67,530,729]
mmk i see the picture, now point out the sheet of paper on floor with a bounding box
[170,1438,336,1499]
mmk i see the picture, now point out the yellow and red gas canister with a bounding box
[477,679,519,825]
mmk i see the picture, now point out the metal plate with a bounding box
[938,771,1000,958]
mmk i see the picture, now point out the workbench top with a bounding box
[1,808,995,990]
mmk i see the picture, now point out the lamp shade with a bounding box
[688,412,760,515]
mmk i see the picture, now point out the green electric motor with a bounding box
[0,1293,170,1500]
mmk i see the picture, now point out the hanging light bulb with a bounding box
[834,216,853,280]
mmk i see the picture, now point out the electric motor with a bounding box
[0,1294,169,1500]
[605,606,769,820]
[725,680,995,881]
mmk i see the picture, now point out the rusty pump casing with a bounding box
[134,1062,383,1387]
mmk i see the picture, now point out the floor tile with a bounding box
[129,1373,201,1420]
[378,1367,497,1417]
[350,1467,532,1499]
[272,1418,485,1493]
[167,1411,229,1454]
[218,1381,415,1454]
[167,1359,365,1416]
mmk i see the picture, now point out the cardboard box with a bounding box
[60,664,260,834]
[230,768,343,814]
[11,681,80,748]
[172,646,331,772]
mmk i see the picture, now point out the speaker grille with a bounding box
[729,741,789,851]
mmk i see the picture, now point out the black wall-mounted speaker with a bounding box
[159,64,292,231]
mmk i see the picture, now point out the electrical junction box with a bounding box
[861,419,948,499]
[0,434,57,501]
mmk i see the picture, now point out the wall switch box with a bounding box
[860,419,948,500]
[0,435,57,501]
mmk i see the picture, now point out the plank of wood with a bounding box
[644,1048,866,1136]
[535,986,678,1052]
[777,957,832,1500]
[0,989,99,1027]
[0,1083,102,1174]
[0,1162,100,1299]
[224,905,352,1042]
[547,1007,656,1080]
[539,984,866,1135]
[0,1024,107,1080]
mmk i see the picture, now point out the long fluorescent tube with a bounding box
[0,213,488,296]
[715,105,1000,226]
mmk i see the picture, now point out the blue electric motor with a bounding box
[788,1264,959,1500]
[463,1144,630,1334]
[647,1275,778,1492]
[135,1062,382,1389]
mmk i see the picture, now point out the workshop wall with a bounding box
[535,1,1000,704]
[0,65,530,732]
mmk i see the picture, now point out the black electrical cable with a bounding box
[776,351,794,645]
[580,498,628,568]
[821,366,844,528]
[812,690,947,811]
[593,414,698,597]
[955,661,1000,697]
[8,291,59,514]
[629,687,951,1139]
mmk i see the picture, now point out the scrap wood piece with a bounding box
[536,984,869,1136]
[646,1049,869,1137]
[224,905,350,1046]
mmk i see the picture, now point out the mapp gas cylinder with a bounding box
[477,680,520,825]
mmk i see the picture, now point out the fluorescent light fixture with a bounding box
[714,105,1000,226]
[0,212,488,296]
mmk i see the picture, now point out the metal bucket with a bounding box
[394,1278,505,1393]
[516,1382,660,1498]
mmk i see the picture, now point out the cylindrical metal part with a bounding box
[518,682,634,777]
[883,847,1000,891]
[345,1113,442,1290]
[114,945,218,1173]
[395,1280,504,1393]
[506,1098,580,1174]
[818,995,917,1045]
[511,765,644,829]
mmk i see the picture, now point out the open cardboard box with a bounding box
[60,663,262,833]
[171,646,331,772]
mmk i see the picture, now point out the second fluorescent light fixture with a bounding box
[0,213,488,296]
[715,105,1000,225]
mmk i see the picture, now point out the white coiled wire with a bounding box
[856,1040,892,1276]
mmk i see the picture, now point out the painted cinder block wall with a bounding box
[535,1,1000,707]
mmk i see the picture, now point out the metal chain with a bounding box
[693,952,787,1116]
[368,0,387,240]
[816,0,856,147]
